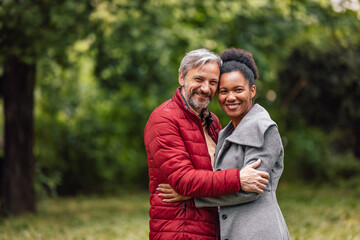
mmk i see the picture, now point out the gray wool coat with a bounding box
[195,104,290,240]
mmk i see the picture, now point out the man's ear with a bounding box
[179,72,185,87]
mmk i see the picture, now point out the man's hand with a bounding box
[157,184,192,203]
[240,159,269,193]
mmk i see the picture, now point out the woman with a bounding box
[159,48,290,240]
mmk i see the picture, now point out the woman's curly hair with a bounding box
[220,48,259,86]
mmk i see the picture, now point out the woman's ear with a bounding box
[250,85,256,99]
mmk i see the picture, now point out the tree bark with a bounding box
[1,56,36,216]
[354,123,360,160]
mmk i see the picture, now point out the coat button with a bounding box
[222,214,227,220]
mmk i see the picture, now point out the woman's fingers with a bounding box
[158,184,172,189]
[162,197,178,203]
[157,184,175,194]
[157,183,180,200]
[156,184,191,202]
[157,187,173,194]
[158,193,176,198]
[158,192,180,203]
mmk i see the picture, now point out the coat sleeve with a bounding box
[195,125,283,207]
[145,113,241,198]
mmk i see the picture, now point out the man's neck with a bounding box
[180,87,203,115]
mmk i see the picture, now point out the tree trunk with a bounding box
[354,123,360,160]
[1,56,36,216]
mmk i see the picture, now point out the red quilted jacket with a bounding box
[144,88,241,240]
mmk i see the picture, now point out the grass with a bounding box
[278,182,360,240]
[0,183,359,240]
[0,191,150,240]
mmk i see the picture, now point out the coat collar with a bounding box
[223,104,276,148]
[174,87,213,128]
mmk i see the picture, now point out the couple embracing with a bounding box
[144,48,290,240]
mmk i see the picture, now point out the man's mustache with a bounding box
[192,89,212,98]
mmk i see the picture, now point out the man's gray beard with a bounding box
[184,81,211,110]
[187,92,210,110]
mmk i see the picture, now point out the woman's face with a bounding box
[218,71,256,127]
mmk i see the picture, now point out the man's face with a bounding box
[179,62,220,112]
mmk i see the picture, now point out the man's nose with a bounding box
[201,82,210,94]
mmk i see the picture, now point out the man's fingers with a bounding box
[261,179,269,185]
[251,186,263,194]
[259,171,270,179]
[248,159,261,169]
[258,176,269,185]
[257,183,266,190]
[255,188,264,194]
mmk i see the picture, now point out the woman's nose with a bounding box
[227,91,236,100]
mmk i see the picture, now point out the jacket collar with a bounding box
[223,104,276,147]
[174,87,213,128]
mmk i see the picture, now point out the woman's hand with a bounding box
[157,184,192,203]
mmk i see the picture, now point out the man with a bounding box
[144,48,269,240]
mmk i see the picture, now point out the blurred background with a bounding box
[1,0,360,239]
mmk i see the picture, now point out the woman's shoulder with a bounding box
[227,104,278,147]
[247,104,276,129]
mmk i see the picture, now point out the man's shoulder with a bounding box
[146,98,185,128]
[151,98,182,117]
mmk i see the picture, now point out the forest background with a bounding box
[1,0,360,218]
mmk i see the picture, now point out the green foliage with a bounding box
[326,152,360,189]
[282,126,360,184]
[2,0,360,196]
[282,127,329,181]
[276,9,360,183]
[0,0,94,63]
[35,48,150,194]
[279,41,360,120]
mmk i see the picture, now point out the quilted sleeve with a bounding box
[145,113,241,198]
[195,125,283,207]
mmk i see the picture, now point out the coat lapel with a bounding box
[226,104,276,148]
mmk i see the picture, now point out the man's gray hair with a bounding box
[178,48,222,79]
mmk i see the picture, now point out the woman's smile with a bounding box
[225,103,241,110]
